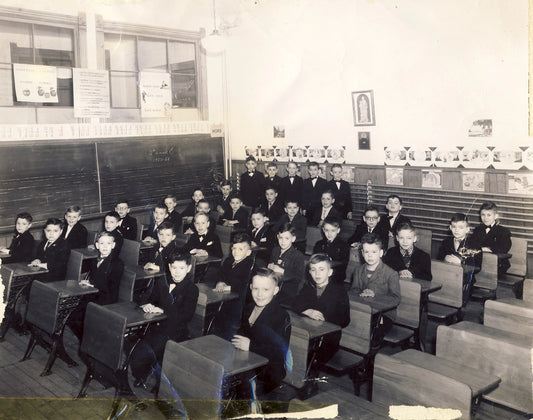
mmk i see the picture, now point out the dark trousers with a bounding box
[129,330,169,381]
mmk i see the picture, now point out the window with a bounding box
[104,33,199,109]
[0,19,75,106]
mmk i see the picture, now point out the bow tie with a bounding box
[289,176,295,179]
[311,177,317,180]
[248,171,254,176]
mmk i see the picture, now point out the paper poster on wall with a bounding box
[342,165,355,183]
[523,147,533,169]
[384,147,407,166]
[326,147,345,164]
[492,149,523,170]
[386,168,404,185]
[462,172,485,192]
[421,169,442,188]
[244,146,260,160]
[433,147,461,168]
[508,173,533,195]
[260,147,275,161]
[274,146,290,162]
[139,72,172,118]
[291,146,308,163]
[13,63,58,103]
[460,147,491,169]
[307,147,326,163]
[407,149,433,167]
[72,68,110,118]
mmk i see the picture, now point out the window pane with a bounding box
[138,38,167,72]
[168,41,195,75]
[110,71,138,108]
[0,20,30,63]
[171,73,196,108]
[34,25,74,67]
[104,34,136,71]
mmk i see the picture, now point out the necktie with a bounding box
[44,241,51,251]
[335,181,340,189]
[454,238,462,251]
[368,227,373,233]
[97,257,104,268]
[400,249,411,268]
[290,177,294,184]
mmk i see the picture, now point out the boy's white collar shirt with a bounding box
[65,225,73,238]
[388,214,398,227]
[321,207,332,220]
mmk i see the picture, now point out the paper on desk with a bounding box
[230,404,337,419]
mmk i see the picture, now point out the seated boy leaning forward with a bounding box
[437,212,482,304]
[309,190,342,228]
[471,201,512,275]
[184,199,217,235]
[350,232,401,346]
[231,267,291,400]
[376,194,411,241]
[312,217,350,284]
[0,212,34,263]
[61,205,88,249]
[383,222,432,281]
[293,253,349,368]
[129,253,199,392]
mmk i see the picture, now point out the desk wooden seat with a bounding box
[119,238,141,266]
[305,226,322,256]
[416,227,432,256]
[498,237,528,298]
[339,219,357,243]
[373,353,472,420]
[483,298,533,336]
[117,269,136,302]
[427,260,464,324]
[437,321,533,414]
[215,224,233,259]
[283,325,310,390]
[384,279,421,349]
[471,252,498,302]
[523,278,533,303]
[65,250,84,282]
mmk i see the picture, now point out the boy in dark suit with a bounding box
[260,186,284,224]
[275,199,307,253]
[326,164,353,220]
[309,190,342,227]
[231,267,291,399]
[104,211,124,256]
[471,201,512,275]
[130,253,199,391]
[240,156,265,208]
[383,223,432,280]
[219,194,249,231]
[268,223,306,305]
[249,209,275,266]
[313,217,350,283]
[163,195,183,233]
[215,180,233,216]
[0,212,34,263]
[293,253,349,366]
[278,161,303,203]
[61,205,88,249]
[115,200,138,241]
[181,212,223,259]
[144,221,177,283]
[301,162,327,222]
[213,233,255,340]
[143,204,168,245]
[265,162,282,192]
[184,199,218,234]
[377,194,411,242]
[30,218,70,282]
[181,188,205,232]
[348,205,390,253]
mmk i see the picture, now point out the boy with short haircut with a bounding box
[220,193,249,230]
[275,199,307,253]
[260,186,284,223]
[301,161,327,221]
[104,211,124,255]
[350,233,401,343]
[293,254,349,365]
[265,162,282,192]
[130,253,199,390]
[61,205,88,249]
[240,156,266,208]
[279,161,303,203]
[347,205,390,252]
[326,164,353,219]
[30,218,71,283]
[309,190,341,227]
[383,223,432,280]
[144,221,177,282]
[215,180,233,216]
[248,208,275,266]
[268,223,306,305]
[115,200,138,241]
[0,212,34,263]
[182,188,205,231]
[377,194,411,240]
[232,268,291,399]
[471,201,512,275]
[313,217,350,283]
[184,199,217,234]
[181,212,223,259]
[163,195,183,233]
[213,233,255,340]
[143,204,168,245]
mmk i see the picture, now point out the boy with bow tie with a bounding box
[301,161,327,222]
[326,164,353,220]
[240,156,265,208]
[278,161,303,203]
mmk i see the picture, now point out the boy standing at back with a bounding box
[313,217,350,283]
[61,206,88,249]
[265,162,282,192]
[326,164,352,219]
[471,201,512,275]
[240,156,265,208]
[301,162,327,222]
[115,200,138,241]
[0,212,34,263]
[279,161,303,203]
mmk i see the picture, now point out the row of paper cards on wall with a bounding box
[245,145,533,195]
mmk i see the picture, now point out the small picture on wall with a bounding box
[352,90,375,126]
[273,125,285,138]
[342,165,355,183]
[508,173,533,195]
[462,172,485,192]
[422,169,442,188]
[468,119,492,137]
[308,147,326,163]
[261,147,275,161]
[291,146,308,163]
[245,146,260,160]
[358,132,371,150]
[386,168,404,186]
[326,147,345,164]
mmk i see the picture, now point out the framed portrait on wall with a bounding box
[352,90,375,126]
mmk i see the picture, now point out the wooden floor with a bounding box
[0,284,528,419]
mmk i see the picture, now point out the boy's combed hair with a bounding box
[245,155,257,162]
[95,231,115,242]
[322,216,341,229]
[267,162,278,168]
[251,207,266,217]
[322,189,334,199]
[284,199,300,207]
[220,180,232,187]
[396,222,416,234]
[386,194,403,204]
[158,220,175,234]
[265,186,278,194]
[253,267,279,285]
[277,222,296,236]
[154,203,168,212]
[308,161,319,169]
[450,212,468,224]
[197,199,210,207]
[360,232,383,249]
[168,252,191,265]
[192,187,204,195]
[164,194,177,202]
[115,199,130,207]
[194,211,209,222]
[364,204,380,215]
[105,211,121,221]
[16,212,33,223]
[331,163,343,170]
[65,205,82,214]
[232,232,252,247]
[480,201,498,212]
[308,253,332,267]
[229,193,243,202]
[45,218,64,229]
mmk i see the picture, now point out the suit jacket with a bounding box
[181,201,197,217]
[89,255,124,305]
[148,241,178,281]
[274,213,307,243]
[301,177,327,214]
[265,175,282,192]
[182,230,223,258]
[238,300,291,392]
[214,194,232,215]
[259,198,284,224]
[278,175,304,203]
[7,230,34,263]
[143,220,163,243]
[270,246,306,305]
[240,170,266,208]
[220,207,249,230]
[437,235,482,272]
[347,222,390,251]
[377,213,411,237]
[293,281,350,363]
[249,224,275,263]
[141,276,199,342]
[167,210,183,233]
[471,223,511,273]
[351,261,401,320]
[308,205,342,227]
[107,228,124,257]
[313,237,350,283]
[383,246,432,281]
[326,179,352,218]
[62,222,88,249]
[118,214,138,241]
[35,237,71,282]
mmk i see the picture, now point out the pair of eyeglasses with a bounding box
[365,216,379,221]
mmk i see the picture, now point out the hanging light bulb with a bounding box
[201,0,225,54]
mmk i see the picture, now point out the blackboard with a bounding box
[0,135,224,228]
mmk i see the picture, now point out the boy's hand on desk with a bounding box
[144,263,160,271]
[399,269,413,278]
[231,335,250,351]
[214,282,230,292]
[141,304,164,314]
[302,309,325,321]
[190,249,208,257]
[0,247,9,253]
[184,228,194,234]
[481,247,492,252]
[444,254,462,265]
[268,263,284,274]
[30,259,41,266]
[79,279,94,287]
[360,289,375,298]
[347,212,353,220]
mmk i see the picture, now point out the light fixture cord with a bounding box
[212,0,218,31]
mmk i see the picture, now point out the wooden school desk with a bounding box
[408,278,442,350]
[71,247,99,260]
[348,292,399,315]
